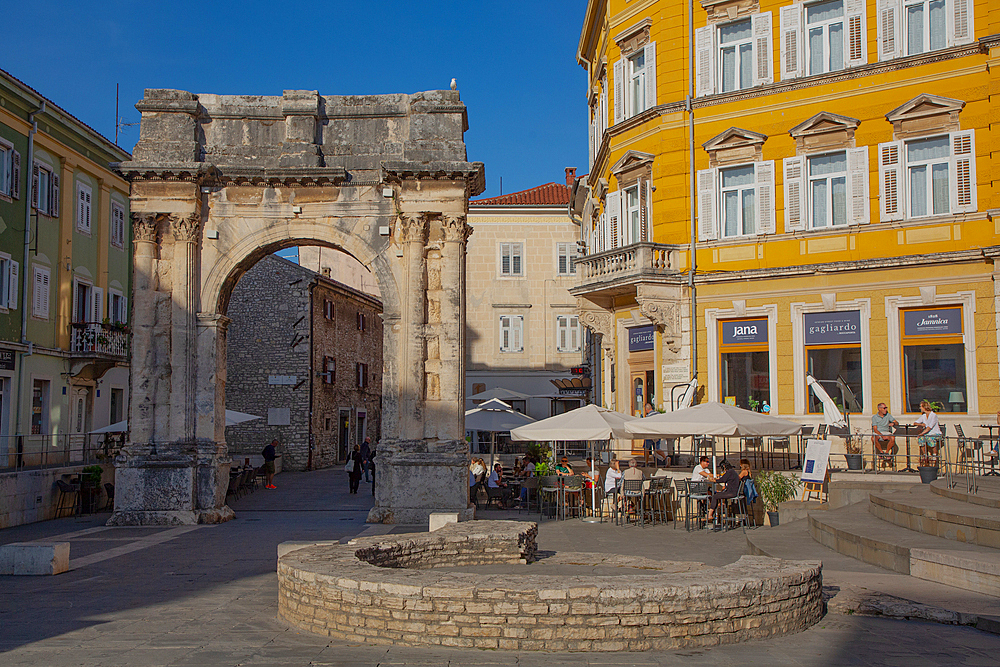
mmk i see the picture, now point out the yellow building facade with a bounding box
[574,0,998,435]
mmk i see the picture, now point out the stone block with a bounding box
[0,542,70,575]
[429,512,459,531]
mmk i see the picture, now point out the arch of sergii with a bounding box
[109,88,484,525]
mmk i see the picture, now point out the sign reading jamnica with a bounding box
[720,319,768,346]
[803,311,861,346]
[628,325,655,352]
[904,308,963,336]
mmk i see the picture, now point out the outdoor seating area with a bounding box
[226,462,264,499]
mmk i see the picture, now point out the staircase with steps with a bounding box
[807,478,1000,594]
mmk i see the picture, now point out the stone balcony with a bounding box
[571,242,683,298]
[69,322,130,379]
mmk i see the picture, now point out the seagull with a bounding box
[450,78,457,91]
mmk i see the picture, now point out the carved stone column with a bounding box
[168,214,201,443]
[128,213,160,447]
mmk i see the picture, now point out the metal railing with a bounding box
[575,242,680,284]
[0,433,121,473]
[70,322,130,357]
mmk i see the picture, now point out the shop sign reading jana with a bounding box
[803,311,861,345]
[720,319,768,346]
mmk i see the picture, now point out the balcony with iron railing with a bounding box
[70,322,130,358]
[571,242,683,297]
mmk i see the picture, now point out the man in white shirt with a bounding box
[691,455,712,482]
[915,400,942,467]
[871,403,899,467]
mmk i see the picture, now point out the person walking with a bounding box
[261,439,279,489]
[348,444,363,494]
[360,437,372,483]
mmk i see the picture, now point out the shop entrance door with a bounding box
[338,409,351,462]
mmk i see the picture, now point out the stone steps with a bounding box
[870,485,1000,549]
[930,477,1000,510]
[808,502,1000,595]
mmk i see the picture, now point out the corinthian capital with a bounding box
[396,213,427,243]
[169,214,201,241]
[442,214,473,243]
[131,213,160,242]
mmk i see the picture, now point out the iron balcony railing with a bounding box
[70,322,130,357]
[574,242,680,286]
[0,432,122,473]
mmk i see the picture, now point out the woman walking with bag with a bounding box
[348,444,363,494]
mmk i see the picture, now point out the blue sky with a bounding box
[5,0,589,201]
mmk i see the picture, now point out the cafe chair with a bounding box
[103,482,115,511]
[538,475,561,520]
[562,475,584,520]
[684,479,711,531]
[621,479,646,528]
[54,479,79,518]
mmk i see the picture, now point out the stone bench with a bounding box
[277,520,822,651]
[0,542,70,575]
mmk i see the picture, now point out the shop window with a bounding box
[719,318,769,410]
[901,307,966,412]
[877,0,974,60]
[804,310,864,413]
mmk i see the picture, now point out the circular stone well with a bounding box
[278,520,822,651]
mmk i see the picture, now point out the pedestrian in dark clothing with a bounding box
[261,440,279,489]
[369,446,377,496]
[360,438,372,483]
[348,444,363,494]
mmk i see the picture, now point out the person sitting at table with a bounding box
[871,402,899,466]
[691,455,712,482]
[915,400,942,466]
[705,461,747,527]
[512,458,523,478]
[622,458,644,481]
[555,457,574,476]
[487,462,512,508]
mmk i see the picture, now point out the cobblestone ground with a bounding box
[1,469,998,666]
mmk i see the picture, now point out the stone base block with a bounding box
[277,540,340,558]
[0,542,70,575]
[107,506,234,526]
[367,504,474,525]
[429,512,460,531]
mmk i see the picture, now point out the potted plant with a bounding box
[755,470,801,527]
[844,430,864,471]
[917,398,945,483]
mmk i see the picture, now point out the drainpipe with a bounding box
[14,100,45,438]
[307,276,316,471]
[687,0,698,383]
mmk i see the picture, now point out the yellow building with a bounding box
[574,0,997,438]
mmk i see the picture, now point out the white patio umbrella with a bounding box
[89,410,262,434]
[674,378,699,410]
[464,399,536,467]
[806,374,847,428]
[624,402,802,438]
[468,387,535,403]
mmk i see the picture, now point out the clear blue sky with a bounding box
[5,0,589,200]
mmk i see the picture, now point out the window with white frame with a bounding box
[32,161,58,216]
[784,148,869,231]
[323,356,336,384]
[0,140,20,199]
[73,279,102,323]
[696,161,775,240]
[499,315,524,353]
[602,181,651,249]
[625,184,643,242]
[556,315,581,353]
[781,0,866,79]
[77,182,92,234]
[877,0,974,60]
[499,242,523,277]
[356,362,369,388]
[32,265,50,319]
[589,80,608,164]
[0,253,18,310]
[878,130,976,221]
[111,201,125,248]
[108,289,127,325]
[556,243,577,275]
[613,43,657,123]
[696,13,772,96]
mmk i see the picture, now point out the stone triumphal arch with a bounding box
[109,88,483,525]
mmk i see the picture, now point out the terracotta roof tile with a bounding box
[470,182,571,206]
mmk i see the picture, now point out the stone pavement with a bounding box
[1,468,999,666]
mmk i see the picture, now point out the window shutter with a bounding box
[949,0,973,45]
[752,12,774,86]
[588,107,596,166]
[780,4,803,80]
[877,0,901,61]
[8,260,18,310]
[33,266,50,319]
[500,316,510,350]
[51,172,59,218]
[513,316,523,352]
[11,151,20,199]
[950,130,976,214]
[847,147,870,225]
[613,59,625,124]
[92,286,104,322]
[31,163,39,208]
[783,156,806,232]
[120,295,128,323]
[570,316,579,351]
[695,25,716,96]
[606,191,621,249]
[512,244,522,275]
[878,141,904,222]
[557,316,567,351]
[639,179,650,241]
[643,42,657,110]
[697,168,718,241]
[845,0,867,66]
[755,161,775,235]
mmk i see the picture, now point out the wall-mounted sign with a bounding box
[803,311,861,346]
[720,319,768,347]
[903,308,962,337]
[628,325,655,352]
[268,375,297,385]
[0,349,15,371]
[558,387,588,396]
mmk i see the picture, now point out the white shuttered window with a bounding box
[613,43,657,122]
[111,201,126,248]
[781,0,866,80]
[33,265,50,319]
[877,0,974,60]
[499,315,524,353]
[556,315,581,353]
[499,242,524,276]
[77,183,92,234]
[696,14,772,95]
[698,162,775,239]
[878,130,976,221]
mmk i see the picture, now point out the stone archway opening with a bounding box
[108,88,483,526]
